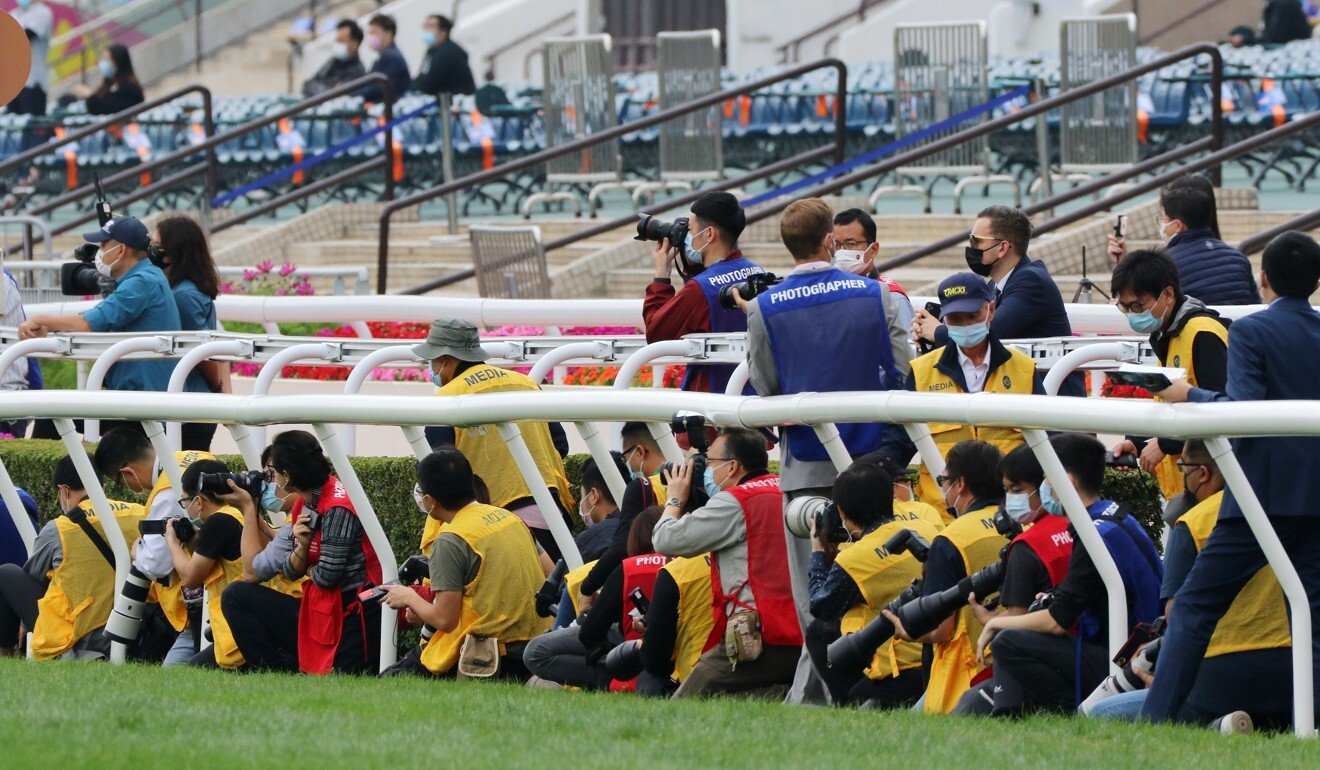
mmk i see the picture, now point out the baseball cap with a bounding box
[936,272,995,319]
[82,217,151,252]
[410,317,491,362]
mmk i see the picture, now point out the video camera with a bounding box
[61,175,117,296]
[717,272,782,311]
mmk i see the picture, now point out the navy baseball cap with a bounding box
[82,216,151,252]
[937,272,995,319]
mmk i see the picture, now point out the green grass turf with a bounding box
[2,660,1316,769]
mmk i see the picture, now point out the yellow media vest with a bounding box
[1153,317,1230,500]
[420,503,550,675]
[565,559,599,615]
[837,518,942,681]
[924,504,1004,714]
[144,451,216,631]
[31,499,146,660]
[661,554,715,682]
[195,507,248,669]
[437,364,574,513]
[910,347,1036,508]
[421,517,445,557]
[894,499,947,532]
[1180,491,1291,656]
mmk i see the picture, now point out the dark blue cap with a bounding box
[82,216,151,252]
[937,272,995,319]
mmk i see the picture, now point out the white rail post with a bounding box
[614,340,690,464]
[903,422,946,478]
[0,455,37,553]
[401,427,433,461]
[1205,436,1315,737]
[1043,341,1141,397]
[312,423,400,671]
[54,417,132,664]
[573,421,628,504]
[1023,428,1128,670]
[140,420,185,493]
[811,423,854,473]
[341,345,416,454]
[496,422,584,569]
[252,342,343,447]
[724,361,751,396]
[225,423,264,470]
[164,339,252,451]
[83,336,174,441]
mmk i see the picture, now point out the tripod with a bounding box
[1072,246,1110,304]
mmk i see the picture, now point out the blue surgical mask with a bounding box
[683,229,706,264]
[1124,309,1163,334]
[421,30,437,48]
[1004,491,1036,524]
[98,60,116,79]
[429,367,443,387]
[946,321,989,348]
[260,480,287,513]
[702,466,720,498]
[1040,481,1065,517]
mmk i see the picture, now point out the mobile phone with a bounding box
[1114,215,1128,238]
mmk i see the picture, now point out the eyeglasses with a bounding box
[1175,460,1204,472]
[263,465,285,482]
[1114,296,1158,314]
[834,239,870,250]
[935,474,951,486]
[177,495,197,510]
[967,235,1003,249]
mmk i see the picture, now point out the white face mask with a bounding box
[331,42,351,60]
[412,483,431,515]
[578,490,596,528]
[94,245,120,278]
[832,249,870,275]
[1159,219,1178,244]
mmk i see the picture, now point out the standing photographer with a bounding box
[19,217,181,394]
[154,214,227,451]
[643,191,762,394]
[738,197,912,703]
[652,428,802,698]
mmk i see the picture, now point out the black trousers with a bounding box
[989,629,1110,715]
[381,641,532,681]
[0,564,43,648]
[805,626,925,708]
[804,622,864,705]
[849,666,926,709]
[221,581,380,674]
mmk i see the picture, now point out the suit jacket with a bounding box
[1188,297,1320,518]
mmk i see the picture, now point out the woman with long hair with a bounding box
[73,44,145,115]
[153,214,226,451]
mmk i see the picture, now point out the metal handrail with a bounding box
[1239,208,1320,256]
[17,74,395,246]
[724,44,1226,269]
[381,57,851,294]
[774,0,887,64]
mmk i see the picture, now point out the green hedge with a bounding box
[0,444,1165,557]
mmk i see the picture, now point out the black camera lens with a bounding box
[717,272,781,311]
[605,639,645,681]
[633,214,689,247]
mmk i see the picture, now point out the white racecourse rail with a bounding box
[22,296,1275,336]
[0,388,1313,737]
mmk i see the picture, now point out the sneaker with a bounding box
[524,675,563,691]
[1214,711,1253,735]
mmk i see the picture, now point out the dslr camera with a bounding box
[783,496,849,543]
[717,272,782,311]
[635,214,705,282]
[535,558,570,618]
[138,516,196,541]
[198,469,266,500]
[660,413,711,513]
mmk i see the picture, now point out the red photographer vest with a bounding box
[1006,515,1074,589]
[297,477,383,675]
[710,476,802,648]
[610,553,670,692]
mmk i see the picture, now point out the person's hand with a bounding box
[652,237,676,279]
[1138,437,1166,475]
[912,307,941,344]
[663,459,693,505]
[1156,378,1193,403]
[215,478,255,514]
[631,616,647,635]
[1113,439,1137,460]
[809,514,837,558]
[881,608,914,643]
[1107,234,1127,263]
[377,584,417,611]
[404,607,422,626]
[579,591,596,613]
[976,617,1003,666]
[968,591,997,627]
[17,320,46,340]
[730,287,749,313]
[164,518,180,548]
[292,512,314,548]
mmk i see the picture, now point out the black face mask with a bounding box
[964,245,998,277]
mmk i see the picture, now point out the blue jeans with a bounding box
[163,628,195,667]
[1088,689,1148,721]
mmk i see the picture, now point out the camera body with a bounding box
[1079,619,1165,715]
[993,506,1024,540]
[198,470,266,501]
[783,496,849,543]
[535,558,570,618]
[717,272,782,311]
[396,554,431,586]
[138,516,196,542]
[884,527,932,562]
[634,214,690,250]
[661,413,712,512]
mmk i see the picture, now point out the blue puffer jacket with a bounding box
[1165,228,1261,306]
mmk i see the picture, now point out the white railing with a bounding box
[7,262,372,297]
[21,295,1278,337]
[0,388,1312,737]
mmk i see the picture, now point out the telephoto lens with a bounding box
[826,579,923,671]
[534,559,570,618]
[104,566,154,645]
[783,496,830,539]
[605,639,646,681]
[1078,638,1162,715]
[893,560,1007,641]
[633,214,689,247]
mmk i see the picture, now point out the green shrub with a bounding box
[1102,467,1166,552]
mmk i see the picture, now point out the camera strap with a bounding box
[64,508,117,569]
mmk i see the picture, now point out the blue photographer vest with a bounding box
[682,254,764,393]
[1073,499,1163,645]
[759,268,896,461]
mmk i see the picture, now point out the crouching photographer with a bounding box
[380,449,548,680]
[218,430,383,675]
[802,462,938,707]
[975,434,1163,717]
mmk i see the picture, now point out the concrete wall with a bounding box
[134,0,308,86]
[724,0,866,72]
[1103,1,1257,49]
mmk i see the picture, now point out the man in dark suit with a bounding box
[1143,231,1320,726]
[912,205,1083,396]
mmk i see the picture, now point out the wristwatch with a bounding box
[652,277,672,285]
[665,497,683,509]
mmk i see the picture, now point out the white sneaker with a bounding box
[524,675,563,691]
[1214,711,1253,735]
